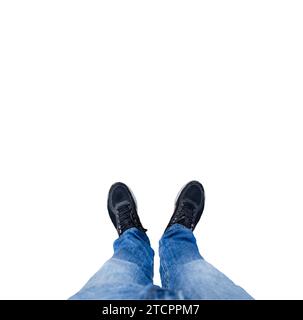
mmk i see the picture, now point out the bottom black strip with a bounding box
[0,300,300,319]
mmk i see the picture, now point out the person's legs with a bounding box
[70,227,184,299]
[159,223,253,299]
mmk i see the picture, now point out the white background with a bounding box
[0,1,302,299]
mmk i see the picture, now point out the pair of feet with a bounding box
[107,180,205,236]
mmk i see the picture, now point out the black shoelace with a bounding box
[175,202,195,229]
[117,204,135,229]
[116,203,147,234]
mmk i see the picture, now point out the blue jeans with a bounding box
[70,224,253,299]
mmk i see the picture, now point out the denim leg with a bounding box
[70,227,154,299]
[70,227,183,299]
[159,224,253,300]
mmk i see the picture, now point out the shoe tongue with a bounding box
[116,200,130,211]
[183,200,196,210]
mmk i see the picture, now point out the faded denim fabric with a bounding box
[70,224,253,300]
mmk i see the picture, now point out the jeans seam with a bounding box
[160,241,170,288]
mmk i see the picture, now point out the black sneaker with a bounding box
[107,182,147,236]
[165,180,205,232]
